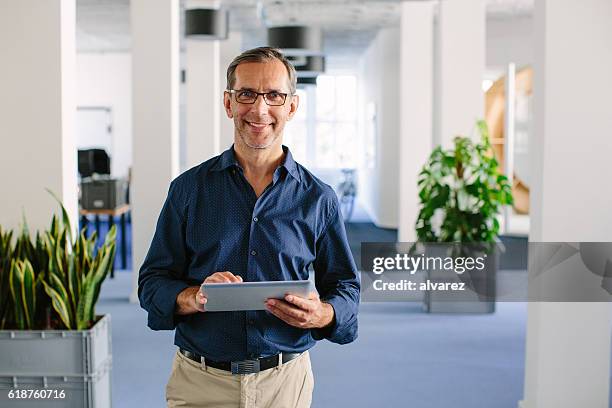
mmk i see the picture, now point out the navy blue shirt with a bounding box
[138,145,360,361]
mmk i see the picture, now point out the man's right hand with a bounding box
[175,271,243,315]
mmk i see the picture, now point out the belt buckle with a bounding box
[231,359,261,375]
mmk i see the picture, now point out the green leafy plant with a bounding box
[0,226,15,329]
[9,259,38,329]
[6,219,51,330]
[416,120,514,243]
[0,192,116,330]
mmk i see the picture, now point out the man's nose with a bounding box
[251,94,270,114]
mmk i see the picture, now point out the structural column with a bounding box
[434,0,485,147]
[398,1,434,242]
[520,1,612,407]
[219,31,243,150]
[0,0,78,234]
[130,0,180,302]
[185,0,221,168]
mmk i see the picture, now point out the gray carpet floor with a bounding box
[98,271,528,408]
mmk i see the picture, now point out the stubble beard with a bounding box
[236,121,282,150]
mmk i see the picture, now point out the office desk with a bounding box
[80,204,130,278]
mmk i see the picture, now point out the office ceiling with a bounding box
[77,0,534,68]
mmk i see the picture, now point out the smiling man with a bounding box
[138,47,360,408]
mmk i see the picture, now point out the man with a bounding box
[138,47,360,408]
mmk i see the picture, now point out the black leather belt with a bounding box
[179,348,301,374]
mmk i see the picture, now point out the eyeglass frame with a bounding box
[226,89,293,106]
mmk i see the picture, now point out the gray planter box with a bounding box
[422,245,497,314]
[0,314,112,408]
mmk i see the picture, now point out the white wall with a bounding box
[355,13,532,231]
[521,1,612,407]
[487,16,534,71]
[0,0,78,234]
[434,0,485,147]
[358,27,400,229]
[77,52,132,178]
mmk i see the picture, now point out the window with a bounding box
[283,74,359,169]
[283,89,308,164]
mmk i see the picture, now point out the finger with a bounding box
[205,276,229,283]
[220,272,241,282]
[284,294,315,312]
[206,272,232,283]
[266,302,304,327]
[195,292,207,312]
[196,291,208,304]
[307,291,320,300]
[267,299,307,321]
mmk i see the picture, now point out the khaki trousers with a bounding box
[166,350,314,408]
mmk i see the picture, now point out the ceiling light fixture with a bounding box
[267,26,323,56]
[290,55,325,78]
[185,8,229,40]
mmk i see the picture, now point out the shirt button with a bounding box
[251,250,257,256]
[253,217,258,222]
[248,319,255,325]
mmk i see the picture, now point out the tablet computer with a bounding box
[200,280,315,312]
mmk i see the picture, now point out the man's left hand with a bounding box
[265,292,335,329]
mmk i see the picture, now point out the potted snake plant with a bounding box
[415,120,514,313]
[0,192,116,408]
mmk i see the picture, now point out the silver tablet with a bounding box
[200,280,315,312]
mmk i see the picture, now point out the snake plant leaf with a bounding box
[45,188,74,245]
[78,239,114,329]
[48,271,72,325]
[103,225,117,247]
[42,280,72,329]
[0,229,12,329]
[78,230,89,275]
[67,254,78,317]
[54,228,66,280]
[21,260,36,329]
[89,244,116,322]
[76,279,92,330]
[9,260,25,329]
[50,214,57,240]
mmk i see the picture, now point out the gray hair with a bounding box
[226,46,297,95]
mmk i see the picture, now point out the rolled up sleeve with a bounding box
[138,182,190,330]
[311,200,360,344]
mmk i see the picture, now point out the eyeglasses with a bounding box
[227,89,290,106]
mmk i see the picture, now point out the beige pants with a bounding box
[166,350,314,408]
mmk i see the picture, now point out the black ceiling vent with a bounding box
[267,26,323,56]
[290,55,325,78]
[185,8,228,40]
[297,76,318,86]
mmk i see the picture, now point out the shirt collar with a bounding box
[210,146,240,172]
[210,145,301,183]
[280,145,301,182]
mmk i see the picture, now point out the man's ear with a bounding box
[223,91,233,119]
[286,94,299,121]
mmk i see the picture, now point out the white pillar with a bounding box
[503,63,516,234]
[520,1,612,407]
[219,31,243,150]
[185,41,220,167]
[398,1,434,242]
[0,0,78,234]
[185,1,221,167]
[434,0,485,147]
[130,0,180,302]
